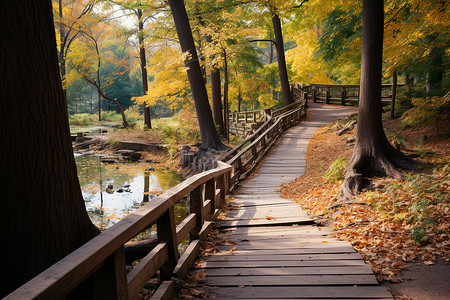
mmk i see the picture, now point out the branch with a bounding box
[292,0,309,9]
[384,4,407,27]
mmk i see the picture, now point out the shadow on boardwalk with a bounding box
[190,103,393,299]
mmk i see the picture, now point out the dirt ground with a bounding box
[383,257,450,300]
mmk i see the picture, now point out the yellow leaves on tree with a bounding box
[132,49,191,110]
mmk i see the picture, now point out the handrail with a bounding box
[5,163,232,300]
[299,83,404,106]
[7,98,307,300]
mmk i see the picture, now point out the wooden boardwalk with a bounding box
[191,104,393,299]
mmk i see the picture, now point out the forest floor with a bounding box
[281,111,450,300]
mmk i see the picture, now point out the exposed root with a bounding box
[342,144,414,199]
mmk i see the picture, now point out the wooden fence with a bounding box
[5,100,307,300]
[228,109,267,136]
[300,83,404,106]
[5,163,231,300]
[227,88,308,138]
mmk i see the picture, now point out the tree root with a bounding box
[342,142,414,199]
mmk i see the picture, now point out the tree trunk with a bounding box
[138,8,152,129]
[223,48,229,141]
[99,91,130,128]
[211,66,224,135]
[271,7,293,106]
[342,0,412,199]
[390,71,397,119]
[0,0,100,297]
[168,0,227,150]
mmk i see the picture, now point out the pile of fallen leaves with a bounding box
[281,114,450,283]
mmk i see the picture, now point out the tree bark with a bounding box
[0,0,100,296]
[342,0,412,199]
[138,8,152,129]
[390,71,397,119]
[271,7,294,106]
[223,48,229,142]
[211,65,224,135]
[168,0,227,150]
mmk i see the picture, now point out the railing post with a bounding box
[205,178,215,218]
[189,186,203,241]
[157,207,179,280]
[341,88,346,105]
[93,246,128,300]
[216,174,225,208]
[312,88,317,103]
[325,89,330,104]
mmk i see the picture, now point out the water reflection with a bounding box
[75,154,185,230]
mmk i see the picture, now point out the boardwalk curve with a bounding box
[191,103,393,299]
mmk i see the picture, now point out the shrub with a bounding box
[323,156,347,182]
[69,113,96,126]
[401,92,450,128]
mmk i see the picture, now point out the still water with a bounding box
[75,154,186,230]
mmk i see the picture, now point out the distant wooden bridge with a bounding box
[6,98,393,299]
[228,83,402,138]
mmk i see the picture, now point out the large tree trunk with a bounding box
[138,8,152,129]
[0,0,100,297]
[223,48,229,141]
[271,7,293,106]
[342,0,412,199]
[211,66,224,135]
[168,0,227,150]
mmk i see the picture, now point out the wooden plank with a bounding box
[223,225,328,235]
[195,259,368,269]
[198,221,213,240]
[227,200,294,207]
[203,274,379,286]
[127,243,168,300]
[216,216,314,228]
[175,213,196,245]
[173,240,201,279]
[150,281,174,300]
[204,253,363,262]
[209,286,392,299]
[215,246,355,254]
[217,236,344,245]
[222,214,312,222]
[195,266,373,276]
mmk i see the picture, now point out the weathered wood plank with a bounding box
[215,246,356,254]
[195,259,368,269]
[150,281,174,300]
[203,253,363,262]
[127,243,168,300]
[173,240,201,279]
[203,274,379,286]
[208,286,392,299]
[216,216,314,228]
[223,225,329,235]
[195,265,373,276]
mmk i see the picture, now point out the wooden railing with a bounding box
[6,98,307,300]
[227,109,268,137]
[5,163,231,300]
[299,83,404,106]
[221,99,307,191]
[227,88,307,138]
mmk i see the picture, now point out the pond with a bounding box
[75,154,186,231]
